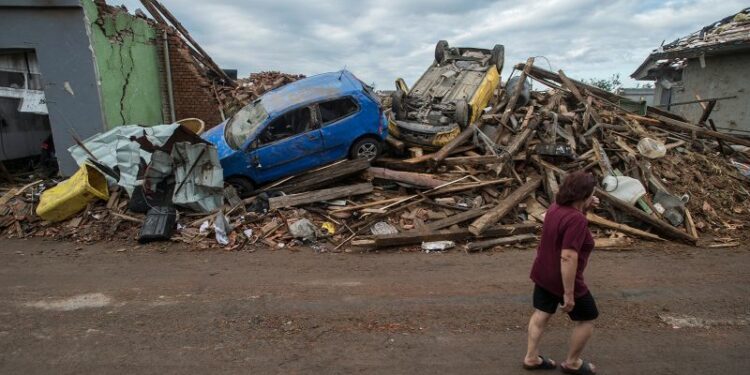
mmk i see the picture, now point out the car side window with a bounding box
[258,106,315,146]
[318,97,359,126]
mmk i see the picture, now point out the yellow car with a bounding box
[389,40,504,149]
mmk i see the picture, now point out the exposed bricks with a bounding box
[155,29,223,127]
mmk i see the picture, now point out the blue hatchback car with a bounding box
[202,70,387,196]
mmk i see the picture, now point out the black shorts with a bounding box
[533,284,599,321]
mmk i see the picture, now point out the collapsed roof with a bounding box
[632,7,750,80]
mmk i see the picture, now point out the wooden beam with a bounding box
[464,233,537,252]
[586,212,664,241]
[595,188,696,243]
[372,223,539,248]
[469,176,543,235]
[651,114,750,148]
[497,57,534,138]
[268,183,373,210]
[424,207,490,231]
[431,124,481,165]
[367,167,447,189]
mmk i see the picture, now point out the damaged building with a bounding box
[631,7,750,135]
[0,0,230,176]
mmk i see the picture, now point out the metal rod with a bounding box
[163,30,176,123]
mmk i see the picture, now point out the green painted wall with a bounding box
[83,0,164,128]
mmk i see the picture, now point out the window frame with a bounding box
[315,96,361,127]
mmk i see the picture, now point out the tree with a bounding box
[585,74,621,93]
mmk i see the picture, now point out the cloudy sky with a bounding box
[114,0,747,90]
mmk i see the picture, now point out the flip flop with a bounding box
[561,360,596,375]
[522,356,557,370]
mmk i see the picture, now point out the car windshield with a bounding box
[225,100,269,149]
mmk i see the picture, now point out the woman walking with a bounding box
[522,171,599,374]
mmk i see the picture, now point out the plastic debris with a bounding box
[637,138,667,159]
[371,221,398,235]
[213,213,232,245]
[289,219,319,241]
[321,222,336,235]
[602,175,647,205]
[422,241,455,253]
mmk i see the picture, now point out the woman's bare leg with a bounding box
[524,309,554,366]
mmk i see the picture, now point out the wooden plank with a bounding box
[543,168,559,203]
[498,58,534,136]
[595,188,696,243]
[267,159,369,193]
[558,70,602,124]
[426,179,511,196]
[367,167,447,189]
[586,212,664,241]
[268,183,373,210]
[431,124,481,165]
[0,188,19,206]
[651,114,750,148]
[425,207,490,231]
[684,208,699,240]
[469,176,543,235]
[330,196,409,213]
[372,223,539,248]
[464,233,537,252]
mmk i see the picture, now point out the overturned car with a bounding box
[203,70,387,196]
[389,40,505,149]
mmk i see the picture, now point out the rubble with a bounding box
[2,57,750,253]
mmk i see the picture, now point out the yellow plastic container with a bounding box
[36,163,110,222]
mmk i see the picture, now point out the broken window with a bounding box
[259,106,315,145]
[318,97,359,126]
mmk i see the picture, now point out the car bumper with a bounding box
[388,119,461,149]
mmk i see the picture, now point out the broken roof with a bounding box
[632,7,750,80]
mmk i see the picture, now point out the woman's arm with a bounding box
[560,248,578,312]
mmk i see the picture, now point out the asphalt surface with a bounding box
[0,238,748,374]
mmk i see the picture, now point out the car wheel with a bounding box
[226,177,254,198]
[455,99,470,127]
[490,44,505,73]
[350,138,381,161]
[391,90,406,120]
[435,40,449,65]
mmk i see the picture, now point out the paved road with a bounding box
[0,239,748,374]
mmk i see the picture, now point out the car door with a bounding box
[317,96,364,160]
[246,105,324,183]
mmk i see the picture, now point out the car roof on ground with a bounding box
[260,70,364,116]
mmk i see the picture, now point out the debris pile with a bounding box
[214,71,306,118]
[2,59,750,252]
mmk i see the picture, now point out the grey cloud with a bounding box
[117,0,748,88]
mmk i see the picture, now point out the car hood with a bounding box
[201,120,237,159]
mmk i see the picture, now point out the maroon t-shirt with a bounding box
[530,203,595,298]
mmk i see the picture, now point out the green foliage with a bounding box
[585,74,621,93]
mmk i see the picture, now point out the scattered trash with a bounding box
[289,219,319,242]
[371,221,398,235]
[213,212,232,246]
[138,206,177,243]
[422,241,455,252]
[321,222,336,235]
[637,138,667,159]
[602,175,647,205]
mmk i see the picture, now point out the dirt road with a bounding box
[1,238,748,374]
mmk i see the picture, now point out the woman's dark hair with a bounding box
[556,171,597,206]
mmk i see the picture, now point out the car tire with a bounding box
[391,90,406,120]
[350,137,381,161]
[455,99,470,127]
[435,40,449,65]
[226,177,254,198]
[490,44,505,73]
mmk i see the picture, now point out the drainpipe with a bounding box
[163,30,176,123]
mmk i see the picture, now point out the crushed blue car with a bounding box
[202,70,388,196]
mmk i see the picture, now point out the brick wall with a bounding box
[154,29,224,128]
